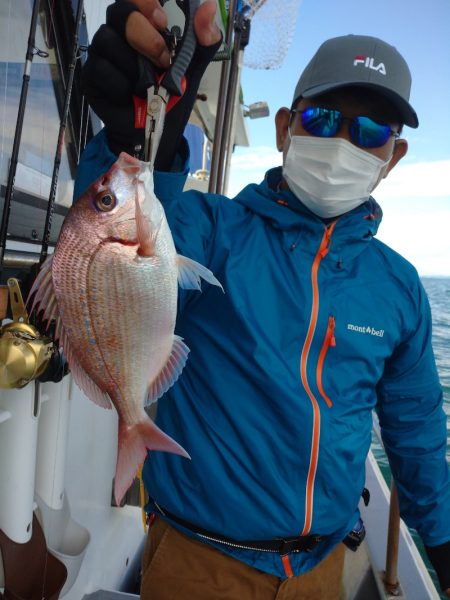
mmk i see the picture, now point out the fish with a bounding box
[29,152,222,505]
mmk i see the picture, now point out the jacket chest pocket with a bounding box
[318,304,395,410]
[317,315,335,407]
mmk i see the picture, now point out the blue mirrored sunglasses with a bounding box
[291,107,400,149]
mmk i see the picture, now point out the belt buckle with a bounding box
[306,534,323,551]
[278,534,323,555]
[278,537,300,554]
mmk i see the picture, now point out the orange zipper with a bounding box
[316,316,336,408]
[299,222,336,537]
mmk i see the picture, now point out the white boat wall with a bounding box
[0,0,442,598]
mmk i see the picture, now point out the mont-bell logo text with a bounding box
[347,323,385,338]
[353,55,387,75]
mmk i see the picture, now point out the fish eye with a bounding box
[95,191,117,212]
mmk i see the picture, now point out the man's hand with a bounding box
[125,0,221,67]
[445,588,450,598]
[82,0,222,168]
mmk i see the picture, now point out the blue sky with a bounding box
[229,0,450,276]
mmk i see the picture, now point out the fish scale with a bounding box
[86,244,177,418]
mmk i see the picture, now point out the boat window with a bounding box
[0,0,90,245]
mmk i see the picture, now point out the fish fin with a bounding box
[177,255,223,292]
[114,418,190,505]
[28,255,53,301]
[28,255,56,328]
[27,253,111,410]
[135,181,157,257]
[63,336,112,410]
[27,256,66,338]
[145,335,190,406]
[135,166,165,257]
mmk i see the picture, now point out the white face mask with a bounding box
[282,136,390,218]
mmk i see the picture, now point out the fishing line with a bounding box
[39,0,85,266]
[81,96,90,155]
[47,0,57,48]
[0,0,13,187]
[77,94,86,162]
[76,39,91,163]
[45,0,79,162]
[46,0,65,89]
[0,0,49,271]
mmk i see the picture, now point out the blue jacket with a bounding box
[76,131,450,579]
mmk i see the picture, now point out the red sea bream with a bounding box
[30,153,222,504]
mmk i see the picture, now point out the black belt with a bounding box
[150,499,325,555]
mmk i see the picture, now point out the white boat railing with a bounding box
[359,413,441,600]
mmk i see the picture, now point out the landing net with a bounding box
[241,0,302,69]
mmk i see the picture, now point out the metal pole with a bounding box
[215,12,250,195]
[384,479,401,595]
[222,49,243,195]
[0,0,43,270]
[39,0,85,265]
[208,0,238,194]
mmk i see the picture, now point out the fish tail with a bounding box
[114,418,190,506]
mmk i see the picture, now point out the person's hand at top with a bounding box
[123,0,221,68]
[82,0,223,168]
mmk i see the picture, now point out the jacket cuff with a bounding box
[425,540,450,591]
[74,129,117,201]
[153,136,190,198]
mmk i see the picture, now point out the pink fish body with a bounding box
[30,153,222,504]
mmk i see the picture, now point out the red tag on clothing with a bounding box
[132,75,187,129]
[133,96,147,129]
[166,75,187,113]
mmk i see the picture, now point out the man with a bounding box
[77,1,450,598]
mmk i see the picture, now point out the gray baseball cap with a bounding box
[292,35,418,128]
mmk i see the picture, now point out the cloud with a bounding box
[376,159,450,200]
[228,146,281,196]
[375,160,450,275]
[377,210,450,276]
[231,146,281,170]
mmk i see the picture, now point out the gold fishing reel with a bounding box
[0,278,53,389]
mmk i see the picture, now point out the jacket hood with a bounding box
[232,167,383,263]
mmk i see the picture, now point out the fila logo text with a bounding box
[353,56,387,75]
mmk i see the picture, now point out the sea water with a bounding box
[371,277,450,598]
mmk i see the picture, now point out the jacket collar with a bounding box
[232,167,383,262]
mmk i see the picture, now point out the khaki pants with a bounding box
[140,518,346,600]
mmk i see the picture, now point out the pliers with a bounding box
[140,0,200,166]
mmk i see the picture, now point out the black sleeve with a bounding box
[425,541,450,591]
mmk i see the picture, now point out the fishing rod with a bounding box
[0,0,48,271]
[215,6,251,194]
[39,0,85,266]
[208,0,238,193]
